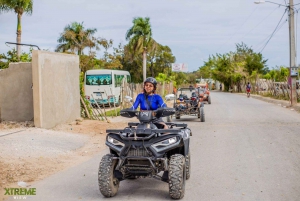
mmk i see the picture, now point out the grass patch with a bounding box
[105,108,120,116]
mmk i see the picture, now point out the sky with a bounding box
[0,0,300,72]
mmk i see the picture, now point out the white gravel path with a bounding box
[0,128,89,158]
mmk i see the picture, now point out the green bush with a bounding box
[105,108,120,116]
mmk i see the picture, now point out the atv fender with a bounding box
[181,128,191,156]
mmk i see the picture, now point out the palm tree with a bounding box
[97,38,113,62]
[0,0,33,58]
[56,22,97,55]
[126,17,156,81]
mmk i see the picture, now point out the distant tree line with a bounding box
[195,42,298,91]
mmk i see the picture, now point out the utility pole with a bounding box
[255,0,298,104]
[289,0,297,106]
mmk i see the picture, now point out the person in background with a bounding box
[173,86,177,94]
[189,84,193,92]
[246,82,251,95]
[176,94,186,110]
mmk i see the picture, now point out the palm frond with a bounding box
[56,21,98,55]
[0,0,33,15]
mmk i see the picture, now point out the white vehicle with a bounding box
[84,69,131,106]
[165,93,175,101]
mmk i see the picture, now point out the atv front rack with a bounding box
[106,128,182,140]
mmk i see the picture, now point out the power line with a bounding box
[252,12,287,50]
[256,19,287,52]
[240,6,279,41]
[259,8,288,52]
[220,6,258,47]
[253,18,287,50]
[258,19,287,52]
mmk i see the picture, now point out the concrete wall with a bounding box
[0,63,33,121]
[32,50,80,129]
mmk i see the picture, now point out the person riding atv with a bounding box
[176,94,189,111]
[130,77,168,129]
[98,78,192,199]
[197,83,211,104]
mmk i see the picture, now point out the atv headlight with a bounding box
[151,137,178,151]
[107,136,124,147]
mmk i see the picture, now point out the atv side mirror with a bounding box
[124,96,134,107]
[124,96,133,102]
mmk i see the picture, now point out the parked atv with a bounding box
[98,107,192,199]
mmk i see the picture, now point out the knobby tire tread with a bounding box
[98,154,119,197]
[168,154,186,199]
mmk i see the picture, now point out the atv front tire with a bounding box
[200,107,205,122]
[98,154,119,197]
[168,154,186,199]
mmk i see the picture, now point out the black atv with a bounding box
[98,107,192,199]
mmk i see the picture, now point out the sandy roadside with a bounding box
[0,118,132,201]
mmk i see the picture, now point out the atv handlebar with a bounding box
[120,107,176,119]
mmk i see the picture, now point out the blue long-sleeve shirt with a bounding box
[131,93,166,110]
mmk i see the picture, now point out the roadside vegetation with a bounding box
[198,42,281,91]
[1,0,298,101]
[105,108,120,117]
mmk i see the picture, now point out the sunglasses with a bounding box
[145,84,154,88]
